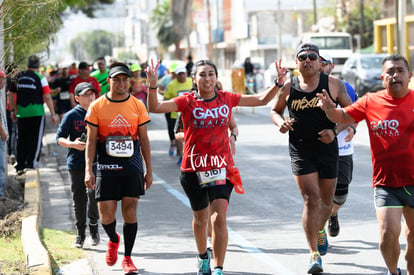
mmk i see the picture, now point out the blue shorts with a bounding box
[374,186,414,208]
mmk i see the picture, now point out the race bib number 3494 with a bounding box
[106,136,134,157]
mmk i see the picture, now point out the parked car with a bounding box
[341,53,387,97]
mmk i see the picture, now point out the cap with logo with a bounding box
[75,82,96,96]
[319,51,333,64]
[175,66,187,74]
[78,62,90,70]
[296,43,320,57]
[108,65,132,78]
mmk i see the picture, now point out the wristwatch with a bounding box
[333,126,339,136]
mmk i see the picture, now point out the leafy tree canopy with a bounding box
[1,0,114,71]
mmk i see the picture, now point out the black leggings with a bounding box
[165,113,176,142]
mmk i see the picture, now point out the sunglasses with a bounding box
[297,53,319,62]
[321,60,331,66]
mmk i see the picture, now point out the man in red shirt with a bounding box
[69,61,100,107]
[317,54,414,275]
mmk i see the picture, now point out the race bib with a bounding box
[196,168,226,188]
[59,91,70,100]
[106,136,134,157]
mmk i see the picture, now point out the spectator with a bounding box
[0,69,8,197]
[56,82,100,248]
[9,55,57,175]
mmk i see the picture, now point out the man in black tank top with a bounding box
[270,43,352,275]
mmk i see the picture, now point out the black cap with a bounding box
[27,55,40,69]
[78,61,89,70]
[296,43,319,57]
[108,65,131,78]
[74,82,95,96]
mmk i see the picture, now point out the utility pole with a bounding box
[207,0,213,60]
[359,0,365,48]
[313,0,317,25]
[277,0,282,58]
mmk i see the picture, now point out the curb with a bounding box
[21,169,52,275]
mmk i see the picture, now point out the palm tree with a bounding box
[151,0,192,59]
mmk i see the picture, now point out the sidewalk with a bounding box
[19,117,94,275]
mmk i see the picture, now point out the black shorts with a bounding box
[338,155,353,185]
[95,173,145,201]
[180,171,233,211]
[56,100,71,115]
[289,138,338,178]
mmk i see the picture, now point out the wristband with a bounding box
[350,125,356,135]
[230,133,237,141]
[148,86,158,90]
[274,79,284,88]
[10,109,15,112]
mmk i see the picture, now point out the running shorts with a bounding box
[289,138,338,178]
[374,186,414,208]
[180,171,233,211]
[95,173,145,201]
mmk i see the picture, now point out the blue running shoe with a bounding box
[318,229,328,256]
[387,267,401,275]
[197,253,211,275]
[307,253,323,274]
[168,144,176,156]
[213,268,224,275]
[177,156,182,165]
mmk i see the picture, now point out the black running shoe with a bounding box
[74,235,85,248]
[328,214,340,237]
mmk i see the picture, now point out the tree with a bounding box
[345,0,381,48]
[151,0,192,59]
[0,0,115,70]
[70,30,124,61]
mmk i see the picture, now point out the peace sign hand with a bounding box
[275,59,287,86]
[146,59,160,88]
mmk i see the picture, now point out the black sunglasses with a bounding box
[297,53,319,62]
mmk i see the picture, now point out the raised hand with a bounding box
[275,59,288,86]
[146,59,160,88]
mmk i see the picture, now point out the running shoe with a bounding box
[387,268,401,275]
[168,144,176,156]
[318,229,328,256]
[328,213,340,237]
[213,268,224,275]
[307,252,323,274]
[121,256,138,274]
[197,253,211,275]
[74,235,85,248]
[176,156,182,165]
[106,233,120,266]
[89,224,100,246]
